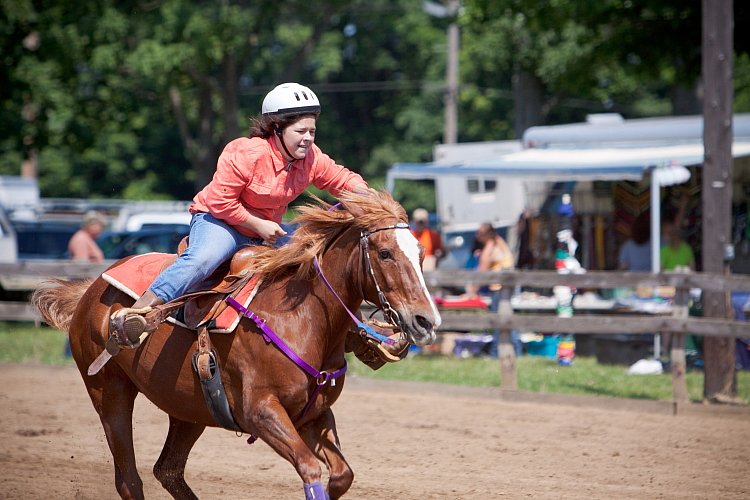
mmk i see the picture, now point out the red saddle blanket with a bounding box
[102,252,262,334]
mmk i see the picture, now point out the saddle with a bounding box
[103,240,262,335]
[154,241,261,331]
[181,241,259,329]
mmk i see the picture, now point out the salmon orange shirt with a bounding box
[190,137,365,238]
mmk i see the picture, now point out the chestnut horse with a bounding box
[32,190,440,500]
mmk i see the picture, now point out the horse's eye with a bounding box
[378,249,393,260]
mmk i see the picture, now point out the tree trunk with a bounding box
[701,0,737,402]
[221,52,241,143]
[195,80,216,191]
[512,67,544,140]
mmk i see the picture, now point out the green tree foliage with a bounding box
[1,1,193,198]
[1,0,748,205]
[1,0,448,200]
[462,0,749,134]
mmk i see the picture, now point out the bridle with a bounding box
[226,215,413,441]
[358,221,411,332]
[311,220,410,345]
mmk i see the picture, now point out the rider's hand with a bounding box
[253,219,287,245]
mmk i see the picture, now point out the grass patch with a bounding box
[347,352,750,403]
[1,321,747,403]
[0,322,73,365]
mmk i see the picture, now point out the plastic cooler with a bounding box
[525,335,559,358]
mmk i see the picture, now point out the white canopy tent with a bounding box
[387,114,750,360]
[387,142,750,272]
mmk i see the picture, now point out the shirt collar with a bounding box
[267,137,294,172]
[268,136,314,173]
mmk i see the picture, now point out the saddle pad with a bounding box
[102,253,262,334]
[102,253,175,299]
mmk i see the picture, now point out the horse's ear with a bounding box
[344,200,365,219]
[341,188,373,219]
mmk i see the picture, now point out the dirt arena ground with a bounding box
[1,363,748,499]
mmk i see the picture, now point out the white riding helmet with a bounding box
[262,83,321,116]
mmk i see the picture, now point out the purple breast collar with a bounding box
[226,296,347,445]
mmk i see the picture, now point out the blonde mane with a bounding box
[246,189,407,280]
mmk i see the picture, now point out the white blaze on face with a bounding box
[394,229,442,327]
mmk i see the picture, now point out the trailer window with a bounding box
[467,177,496,193]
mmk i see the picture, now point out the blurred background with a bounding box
[2,1,750,271]
[1,1,749,400]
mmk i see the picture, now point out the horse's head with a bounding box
[343,190,441,346]
[247,189,441,346]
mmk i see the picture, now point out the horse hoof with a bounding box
[122,314,148,343]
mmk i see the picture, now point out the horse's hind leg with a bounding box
[299,409,353,500]
[85,373,144,499]
[153,416,206,499]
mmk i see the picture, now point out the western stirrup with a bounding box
[109,306,154,349]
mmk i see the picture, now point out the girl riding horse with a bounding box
[112,82,368,349]
[33,189,440,499]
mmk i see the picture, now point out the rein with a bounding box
[312,257,395,345]
[224,217,410,444]
[226,296,347,444]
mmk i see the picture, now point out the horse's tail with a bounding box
[31,279,92,333]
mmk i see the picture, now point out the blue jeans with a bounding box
[148,212,263,302]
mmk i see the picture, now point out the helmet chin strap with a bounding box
[275,127,297,167]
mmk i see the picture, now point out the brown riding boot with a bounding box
[110,290,165,347]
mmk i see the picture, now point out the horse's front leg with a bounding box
[250,397,329,499]
[299,408,353,500]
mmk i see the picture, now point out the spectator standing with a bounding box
[65,210,105,358]
[466,222,520,356]
[68,210,105,263]
[410,208,444,271]
[472,222,514,280]
[660,220,695,272]
[659,217,697,362]
[618,211,652,272]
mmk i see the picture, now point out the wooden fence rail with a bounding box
[0,260,112,322]
[2,261,750,404]
[423,269,750,404]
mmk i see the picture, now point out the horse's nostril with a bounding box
[416,315,432,332]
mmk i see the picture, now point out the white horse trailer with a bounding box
[386,113,750,270]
